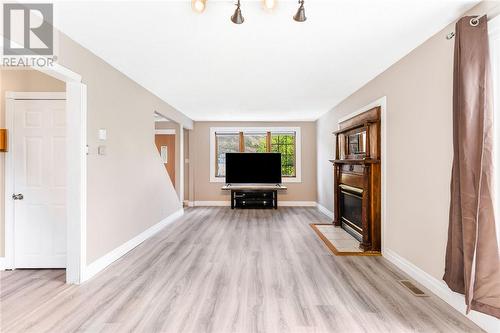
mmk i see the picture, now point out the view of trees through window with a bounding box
[215,131,296,177]
[215,133,239,177]
[271,133,296,177]
[244,133,267,153]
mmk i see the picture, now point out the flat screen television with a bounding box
[225,153,281,184]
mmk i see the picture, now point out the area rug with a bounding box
[310,223,381,256]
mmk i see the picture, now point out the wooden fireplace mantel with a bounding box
[331,107,381,252]
[329,159,380,165]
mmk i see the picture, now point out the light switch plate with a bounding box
[98,145,106,156]
[99,128,107,141]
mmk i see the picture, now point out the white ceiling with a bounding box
[53,0,477,121]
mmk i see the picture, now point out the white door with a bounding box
[13,99,67,268]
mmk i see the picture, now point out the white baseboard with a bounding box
[193,201,231,206]
[82,208,184,282]
[0,257,5,271]
[191,201,317,207]
[383,248,498,332]
[316,203,334,219]
[279,201,317,207]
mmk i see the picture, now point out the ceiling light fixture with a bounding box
[293,0,306,22]
[263,0,276,10]
[231,0,244,24]
[192,0,206,13]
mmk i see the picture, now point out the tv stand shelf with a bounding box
[222,185,287,209]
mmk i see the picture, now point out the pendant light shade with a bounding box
[192,0,206,13]
[263,0,276,10]
[231,0,244,24]
[293,0,306,22]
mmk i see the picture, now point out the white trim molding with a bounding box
[384,249,499,332]
[280,201,316,207]
[83,209,184,282]
[193,201,231,207]
[209,126,302,183]
[155,129,176,135]
[66,83,88,284]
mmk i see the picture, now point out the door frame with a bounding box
[3,65,87,284]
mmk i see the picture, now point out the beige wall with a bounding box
[0,70,66,257]
[190,121,317,202]
[56,33,192,264]
[317,2,500,281]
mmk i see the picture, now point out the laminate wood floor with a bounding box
[0,207,484,333]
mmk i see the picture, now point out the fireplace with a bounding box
[339,185,363,241]
[330,106,381,252]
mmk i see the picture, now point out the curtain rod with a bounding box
[446,14,487,40]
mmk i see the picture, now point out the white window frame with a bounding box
[209,127,302,183]
[489,16,500,241]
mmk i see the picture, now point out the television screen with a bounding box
[225,153,281,184]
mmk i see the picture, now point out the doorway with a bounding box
[155,131,176,187]
[153,112,188,205]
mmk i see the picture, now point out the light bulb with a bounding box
[263,0,276,10]
[192,0,206,13]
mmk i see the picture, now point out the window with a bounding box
[244,133,267,153]
[271,133,296,177]
[210,127,301,183]
[215,133,239,177]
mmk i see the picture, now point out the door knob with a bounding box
[12,193,24,200]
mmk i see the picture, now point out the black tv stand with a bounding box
[231,189,277,209]
[222,184,287,209]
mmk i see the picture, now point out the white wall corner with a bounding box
[383,249,499,332]
[316,203,334,219]
[82,208,184,283]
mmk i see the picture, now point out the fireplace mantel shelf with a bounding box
[329,159,380,165]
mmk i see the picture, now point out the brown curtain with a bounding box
[444,15,500,319]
